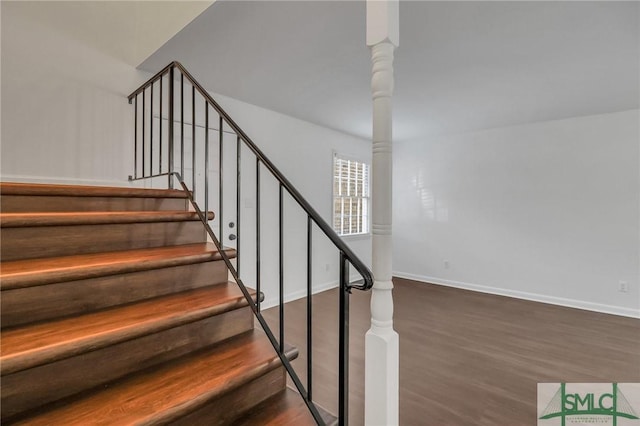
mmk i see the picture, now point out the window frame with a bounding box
[332,152,371,238]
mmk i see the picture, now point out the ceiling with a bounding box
[140,1,639,141]
[12,1,213,67]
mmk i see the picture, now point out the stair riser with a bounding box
[1,195,188,213]
[172,368,286,426]
[1,222,206,261]
[1,261,229,328]
[1,307,254,421]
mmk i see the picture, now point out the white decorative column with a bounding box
[365,1,399,425]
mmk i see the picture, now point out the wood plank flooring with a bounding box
[263,277,640,425]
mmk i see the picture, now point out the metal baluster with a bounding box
[142,88,146,177]
[192,85,196,199]
[339,252,350,426]
[279,183,284,353]
[125,62,379,426]
[159,74,163,175]
[307,215,313,402]
[219,116,223,243]
[150,81,153,175]
[256,158,261,312]
[181,73,184,179]
[168,67,174,189]
[133,94,138,179]
[236,135,241,277]
[205,101,209,221]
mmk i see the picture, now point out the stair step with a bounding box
[1,244,236,328]
[0,210,213,228]
[2,297,255,420]
[171,367,287,426]
[0,211,213,262]
[12,330,295,425]
[234,388,322,426]
[0,182,187,198]
[1,182,190,213]
[1,243,234,290]
[1,283,255,376]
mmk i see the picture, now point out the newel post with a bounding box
[365,0,399,425]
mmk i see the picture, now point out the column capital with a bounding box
[366,0,399,47]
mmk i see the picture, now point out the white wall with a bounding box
[1,1,149,185]
[393,110,640,318]
[1,1,372,306]
[211,93,372,307]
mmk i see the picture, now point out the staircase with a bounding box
[0,182,319,425]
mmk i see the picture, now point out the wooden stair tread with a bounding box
[1,182,309,423]
[13,330,294,426]
[1,243,235,290]
[235,388,320,426]
[1,283,254,375]
[0,210,213,228]
[0,182,187,199]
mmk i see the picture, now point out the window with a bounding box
[333,154,370,236]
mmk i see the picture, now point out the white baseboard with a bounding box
[0,174,132,187]
[261,280,339,310]
[393,271,640,319]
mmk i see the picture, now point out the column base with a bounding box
[364,327,399,426]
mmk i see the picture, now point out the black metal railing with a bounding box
[128,62,373,425]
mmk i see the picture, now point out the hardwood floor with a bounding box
[263,277,640,425]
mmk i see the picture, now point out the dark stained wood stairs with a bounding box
[0,182,317,425]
